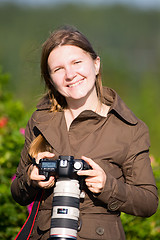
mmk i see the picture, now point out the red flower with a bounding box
[0,117,8,128]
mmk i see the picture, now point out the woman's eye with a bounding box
[54,67,61,73]
[74,60,82,64]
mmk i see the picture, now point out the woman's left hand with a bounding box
[77,156,107,194]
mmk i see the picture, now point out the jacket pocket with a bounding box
[78,213,121,240]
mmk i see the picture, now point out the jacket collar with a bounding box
[34,87,138,153]
[103,87,138,125]
[36,87,138,125]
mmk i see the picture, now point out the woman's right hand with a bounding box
[28,152,56,189]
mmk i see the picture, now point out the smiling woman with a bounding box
[40,26,103,112]
[48,45,100,101]
[40,26,108,127]
[48,45,101,125]
[11,25,158,240]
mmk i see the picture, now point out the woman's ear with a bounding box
[94,56,100,76]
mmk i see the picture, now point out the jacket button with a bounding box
[96,227,104,236]
[109,201,118,211]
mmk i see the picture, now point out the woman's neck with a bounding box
[66,92,100,117]
[64,93,100,130]
[64,88,110,130]
[64,100,110,131]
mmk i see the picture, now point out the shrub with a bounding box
[0,67,28,240]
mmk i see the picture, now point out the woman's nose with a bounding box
[65,66,76,80]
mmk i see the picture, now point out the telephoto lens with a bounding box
[49,179,81,240]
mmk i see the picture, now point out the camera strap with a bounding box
[28,154,39,167]
[14,190,44,240]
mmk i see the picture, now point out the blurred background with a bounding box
[0,0,160,239]
[0,0,160,156]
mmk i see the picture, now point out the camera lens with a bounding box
[50,179,80,239]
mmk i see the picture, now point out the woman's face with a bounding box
[48,45,100,103]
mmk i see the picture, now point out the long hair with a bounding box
[29,26,103,156]
[41,25,103,112]
[28,135,52,160]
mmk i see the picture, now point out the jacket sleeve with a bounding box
[11,116,39,206]
[96,121,159,217]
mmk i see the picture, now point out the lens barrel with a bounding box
[49,179,80,240]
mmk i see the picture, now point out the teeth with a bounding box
[68,80,83,88]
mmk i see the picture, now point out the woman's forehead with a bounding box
[48,45,91,64]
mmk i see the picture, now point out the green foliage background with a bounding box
[0,2,160,239]
[0,68,30,239]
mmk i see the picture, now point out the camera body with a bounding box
[38,155,90,240]
[39,155,89,181]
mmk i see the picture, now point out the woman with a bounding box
[11,25,158,240]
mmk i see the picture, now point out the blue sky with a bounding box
[0,0,160,9]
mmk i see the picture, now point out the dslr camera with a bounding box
[37,155,90,240]
[38,155,89,180]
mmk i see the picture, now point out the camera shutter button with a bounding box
[74,162,82,170]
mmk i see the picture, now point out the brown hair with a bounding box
[41,25,103,112]
[28,134,52,160]
[29,26,103,157]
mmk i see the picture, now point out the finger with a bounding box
[31,172,46,181]
[39,176,55,189]
[85,176,100,183]
[85,182,100,193]
[36,152,55,163]
[86,181,95,187]
[77,169,97,176]
[41,175,55,184]
[81,156,102,170]
[30,166,46,181]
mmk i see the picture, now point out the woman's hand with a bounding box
[28,152,55,189]
[77,156,107,194]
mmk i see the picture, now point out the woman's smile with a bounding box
[67,78,84,88]
[48,45,100,103]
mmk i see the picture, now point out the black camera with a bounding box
[31,155,90,240]
[38,155,89,181]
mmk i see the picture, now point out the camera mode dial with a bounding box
[74,161,82,171]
